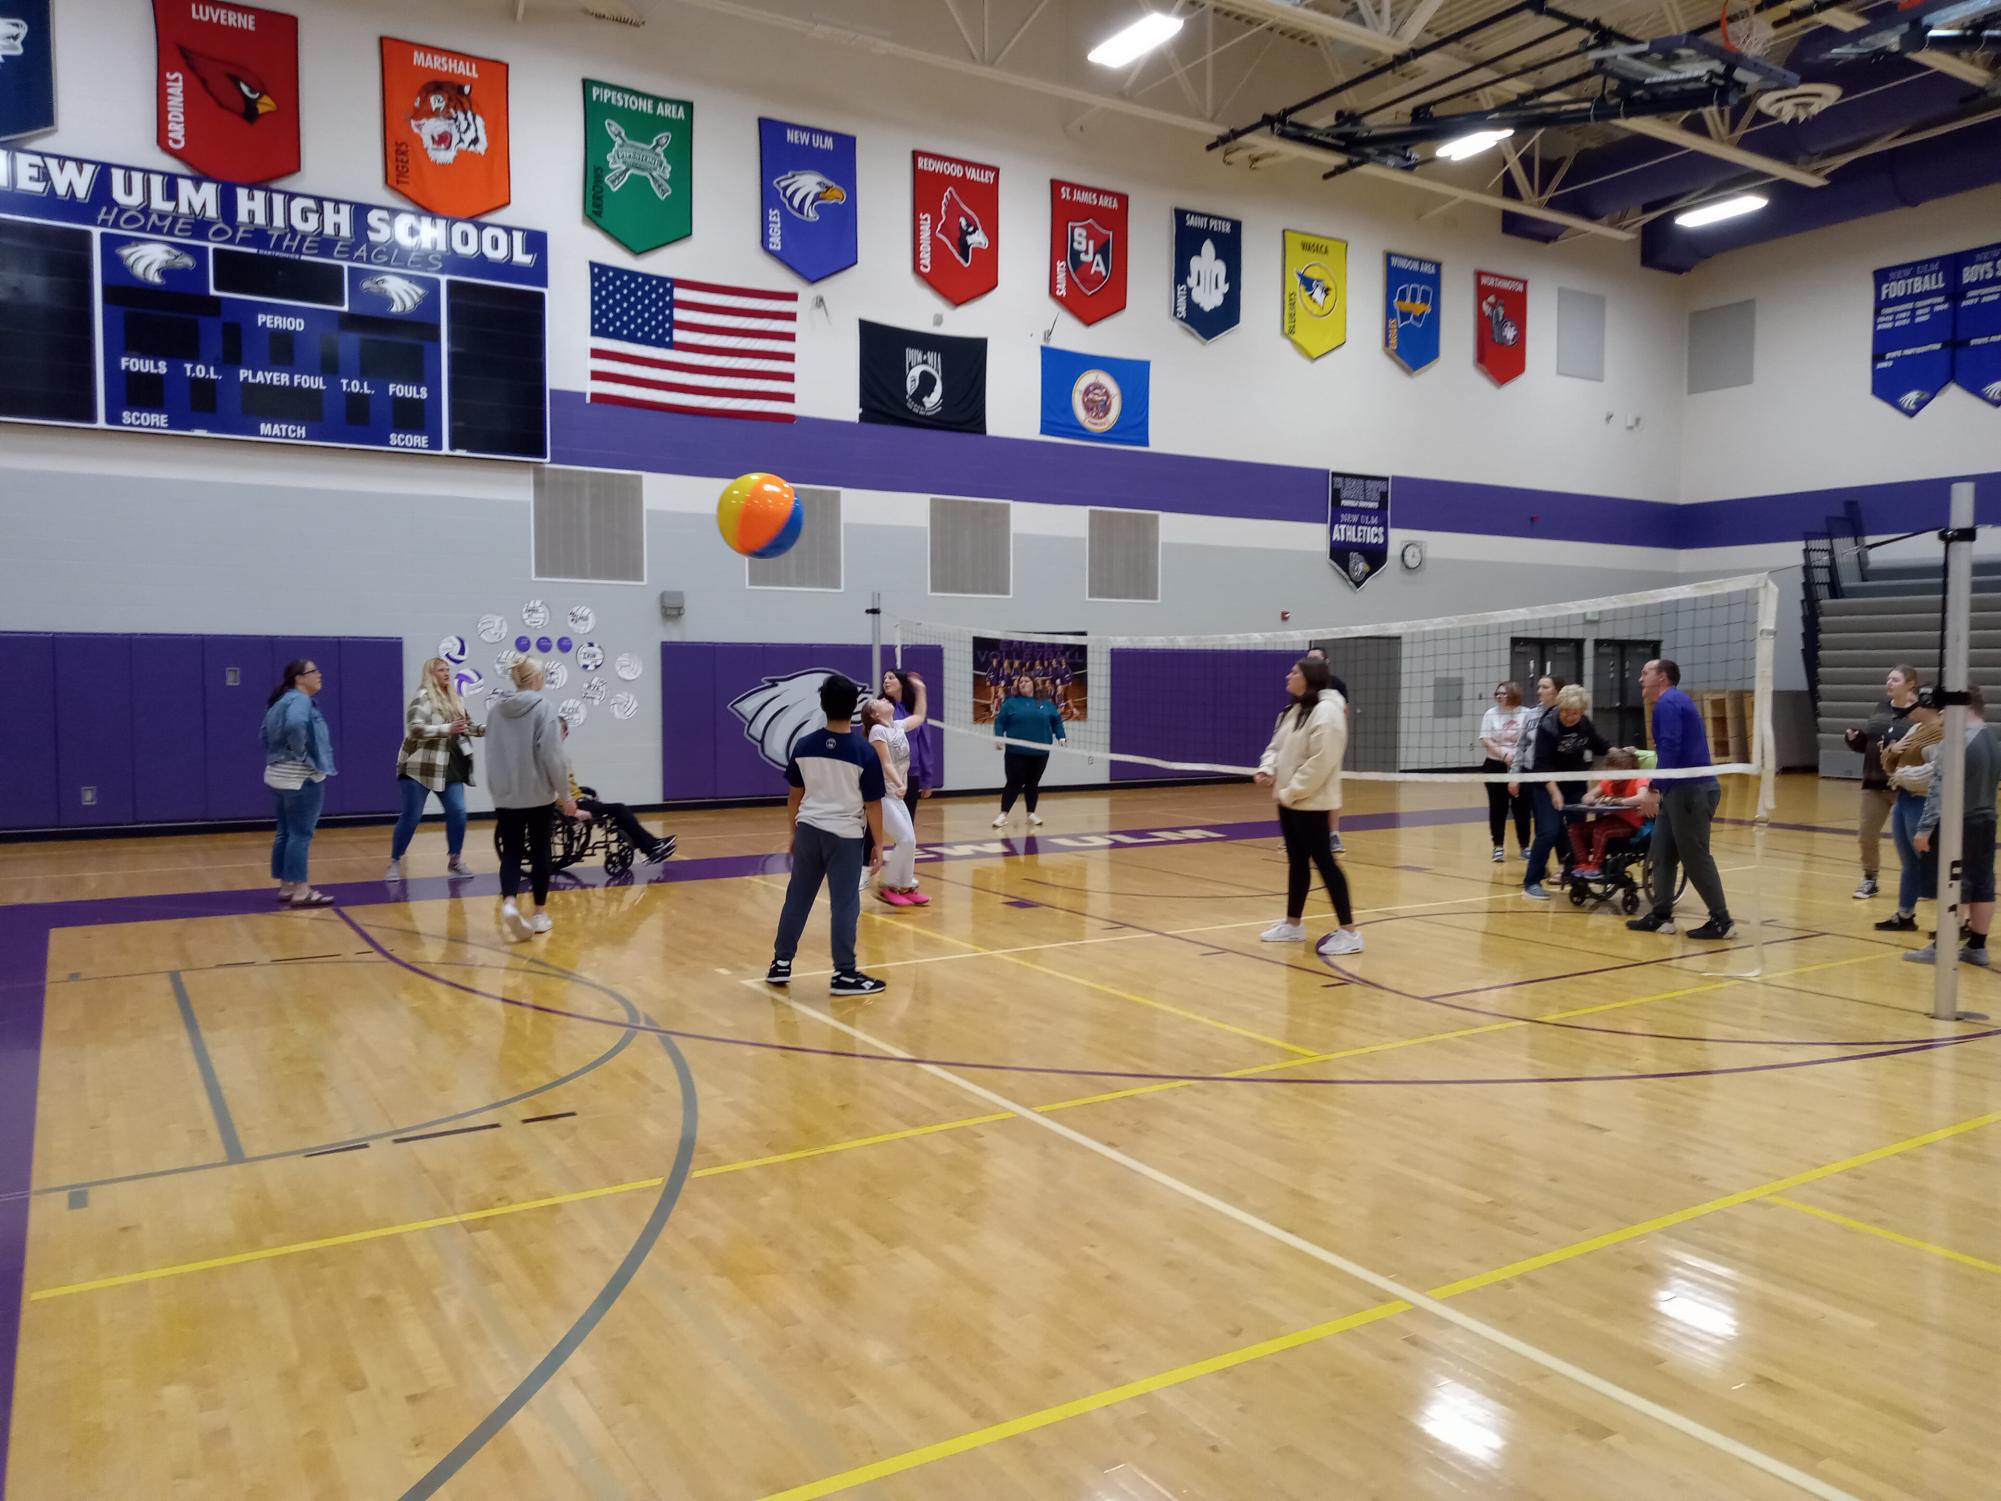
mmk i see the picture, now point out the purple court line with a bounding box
[335,911,2001,1089]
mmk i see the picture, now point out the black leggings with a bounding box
[496,804,555,904]
[1000,750,1049,814]
[577,796,659,852]
[1278,803,1352,924]
[1482,758,1531,850]
[903,786,922,828]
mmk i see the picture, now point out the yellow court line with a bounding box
[754,1107,2001,1501]
[24,940,1910,1302]
[1768,1195,2001,1276]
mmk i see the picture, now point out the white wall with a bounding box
[1678,183,2001,504]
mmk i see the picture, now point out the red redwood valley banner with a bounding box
[913,149,998,306]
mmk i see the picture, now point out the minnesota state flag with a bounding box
[1282,230,1346,360]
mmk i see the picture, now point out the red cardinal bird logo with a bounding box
[177,45,277,123]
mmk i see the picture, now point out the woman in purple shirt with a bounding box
[882,668,938,827]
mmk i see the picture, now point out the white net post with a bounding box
[1934,482,1976,1021]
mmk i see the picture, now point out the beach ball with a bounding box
[717,473,802,559]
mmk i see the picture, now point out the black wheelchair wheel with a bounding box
[1622,889,1641,915]
[1568,883,1587,907]
[605,842,634,878]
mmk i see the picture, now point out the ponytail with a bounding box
[269,659,313,707]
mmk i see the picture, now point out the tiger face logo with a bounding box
[729,669,862,769]
[773,169,847,222]
[408,80,488,165]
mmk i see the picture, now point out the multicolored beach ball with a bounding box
[716,473,802,559]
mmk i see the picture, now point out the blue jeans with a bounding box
[1892,789,1937,914]
[271,780,325,885]
[390,776,467,859]
[1524,781,1586,888]
[773,823,866,972]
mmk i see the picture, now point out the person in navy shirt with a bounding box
[765,675,888,997]
[1628,658,1734,939]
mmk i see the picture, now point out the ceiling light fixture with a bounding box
[1087,13,1185,68]
[1434,127,1515,161]
[1673,193,1768,227]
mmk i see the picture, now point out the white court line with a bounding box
[765,992,1863,1501]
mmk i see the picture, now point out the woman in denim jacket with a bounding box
[261,657,337,907]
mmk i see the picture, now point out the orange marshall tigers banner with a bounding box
[381,36,510,218]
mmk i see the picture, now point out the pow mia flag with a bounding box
[859,319,986,434]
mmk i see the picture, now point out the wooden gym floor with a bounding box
[2,773,1997,1501]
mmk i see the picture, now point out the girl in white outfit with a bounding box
[863,672,930,907]
[1257,657,1361,957]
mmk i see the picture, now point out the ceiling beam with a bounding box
[1395,0,1447,44]
[1196,0,1403,55]
[1813,7,1997,87]
[1616,116,1831,185]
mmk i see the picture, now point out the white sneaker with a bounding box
[500,900,531,942]
[1261,921,1307,942]
[1028,813,1043,826]
[383,859,403,880]
[1317,929,1365,957]
[447,856,474,877]
[992,813,1008,828]
[529,912,552,935]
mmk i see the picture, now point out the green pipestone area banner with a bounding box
[583,78,692,253]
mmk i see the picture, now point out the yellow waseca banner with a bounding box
[1281,229,1346,359]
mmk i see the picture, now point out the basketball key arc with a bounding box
[716,471,802,559]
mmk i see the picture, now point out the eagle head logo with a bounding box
[1983,379,2001,405]
[0,18,28,60]
[177,45,277,122]
[409,80,488,165]
[115,240,196,285]
[1896,388,1930,414]
[773,169,848,222]
[361,274,429,314]
[935,186,989,267]
[729,669,860,769]
[1294,263,1335,315]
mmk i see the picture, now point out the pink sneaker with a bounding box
[877,888,916,907]
[902,890,931,906]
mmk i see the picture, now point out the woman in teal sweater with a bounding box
[992,674,1066,827]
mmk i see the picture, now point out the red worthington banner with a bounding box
[381,36,511,218]
[912,149,999,306]
[1049,178,1128,325]
[1474,269,1528,386]
[153,0,300,183]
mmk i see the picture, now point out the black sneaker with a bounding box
[1328,833,1345,854]
[1685,918,1736,940]
[1874,912,1918,932]
[646,835,678,863]
[1626,913,1675,933]
[829,970,886,998]
[764,958,792,986]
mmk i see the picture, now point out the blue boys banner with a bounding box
[1871,255,1953,416]
[759,116,855,283]
[0,0,55,141]
[1955,242,2001,407]
[1383,251,1440,375]
[1039,345,1149,447]
[1170,207,1239,342]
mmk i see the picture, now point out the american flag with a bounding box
[587,263,798,423]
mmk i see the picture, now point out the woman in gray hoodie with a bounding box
[487,658,580,940]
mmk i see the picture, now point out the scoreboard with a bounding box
[0,148,548,461]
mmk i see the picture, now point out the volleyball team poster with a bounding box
[972,635,1089,723]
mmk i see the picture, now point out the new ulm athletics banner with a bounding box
[582,79,691,253]
[154,0,299,184]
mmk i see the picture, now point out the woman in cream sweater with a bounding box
[1256,657,1362,957]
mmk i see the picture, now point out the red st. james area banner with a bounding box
[1474,269,1527,386]
[1049,178,1128,325]
[913,149,998,306]
[381,36,511,218]
[154,0,300,183]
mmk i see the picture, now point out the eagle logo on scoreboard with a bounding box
[730,669,862,770]
[381,37,512,217]
[0,17,27,58]
[115,239,196,285]
[361,273,430,313]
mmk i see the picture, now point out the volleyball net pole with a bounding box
[1934,481,1977,1022]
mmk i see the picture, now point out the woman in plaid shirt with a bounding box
[385,657,486,879]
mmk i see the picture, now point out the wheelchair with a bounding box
[1561,811,1687,916]
[491,787,639,878]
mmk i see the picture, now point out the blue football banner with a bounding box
[1871,255,1953,416]
[0,0,55,140]
[759,116,856,283]
[1039,345,1149,447]
[1383,251,1440,374]
[1954,242,2001,407]
[1170,207,1239,342]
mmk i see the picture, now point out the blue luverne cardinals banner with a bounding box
[0,0,55,141]
[1383,251,1440,375]
[1170,207,1239,342]
[1039,345,1149,447]
[1871,255,1953,416]
[1955,242,2001,407]
[759,116,855,283]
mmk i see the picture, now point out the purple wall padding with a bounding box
[54,635,136,827]
[130,635,207,824]
[2,636,59,831]
[1110,648,1299,783]
[336,639,409,816]
[205,634,274,822]
[660,641,945,801]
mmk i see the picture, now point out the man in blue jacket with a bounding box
[1627,658,1735,939]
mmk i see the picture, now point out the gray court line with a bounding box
[168,971,244,1164]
